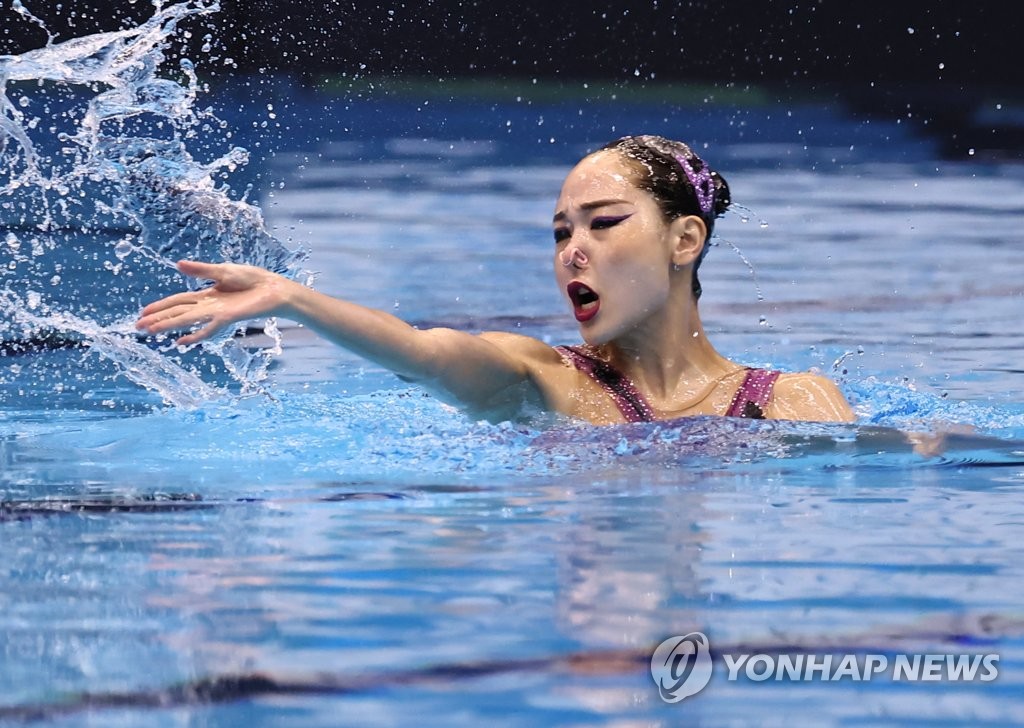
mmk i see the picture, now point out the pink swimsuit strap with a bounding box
[725,368,781,419]
[557,345,781,422]
[555,346,655,423]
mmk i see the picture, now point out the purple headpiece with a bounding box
[674,153,715,216]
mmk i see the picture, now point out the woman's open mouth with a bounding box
[567,281,600,322]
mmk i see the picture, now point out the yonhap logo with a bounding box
[650,631,1000,704]
[650,632,713,702]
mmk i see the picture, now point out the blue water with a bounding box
[3,14,1024,725]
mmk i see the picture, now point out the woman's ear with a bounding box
[668,215,708,267]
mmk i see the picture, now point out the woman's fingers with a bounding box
[176,321,222,347]
[137,260,269,344]
[137,260,224,320]
[176,259,225,280]
[140,302,226,346]
[137,302,197,331]
[139,290,202,317]
[138,302,215,334]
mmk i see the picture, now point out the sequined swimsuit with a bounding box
[554,345,781,423]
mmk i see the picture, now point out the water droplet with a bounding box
[114,240,133,259]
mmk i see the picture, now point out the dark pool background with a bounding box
[2,2,1024,726]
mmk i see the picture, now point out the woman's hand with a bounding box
[136,259,542,420]
[136,260,295,346]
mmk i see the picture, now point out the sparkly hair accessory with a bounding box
[674,153,714,216]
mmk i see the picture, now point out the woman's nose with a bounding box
[560,246,589,269]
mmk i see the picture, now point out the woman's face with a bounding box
[553,151,676,345]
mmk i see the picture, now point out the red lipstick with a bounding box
[567,281,600,322]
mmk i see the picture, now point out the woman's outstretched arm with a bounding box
[136,260,543,418]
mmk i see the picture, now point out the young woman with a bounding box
[136,135,855,424]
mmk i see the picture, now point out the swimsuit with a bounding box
[555,345,780,423]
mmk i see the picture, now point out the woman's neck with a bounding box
[600,299,738,404]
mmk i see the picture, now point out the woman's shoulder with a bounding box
[766,370,855,423]
[477,331,569,366]
[477,332,604,418]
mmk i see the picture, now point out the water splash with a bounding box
[717,201,769,305]
[715,235,765,303]
[2,0,211,197]
[0,0,310,408]
[0,287,217,407]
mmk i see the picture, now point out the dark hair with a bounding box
[599,135,731,300]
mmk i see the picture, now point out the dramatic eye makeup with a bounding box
[552,207,632,243]
[590,213,633,229]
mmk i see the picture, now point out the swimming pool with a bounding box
[3,11,1024,727]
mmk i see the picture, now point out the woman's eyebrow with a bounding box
[552,198,631,223]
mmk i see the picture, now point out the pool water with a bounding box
[3,76,1024,725]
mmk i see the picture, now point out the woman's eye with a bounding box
[591,214,632,230]
[554,228,570,243]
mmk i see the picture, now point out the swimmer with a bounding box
[136,135,855,424]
